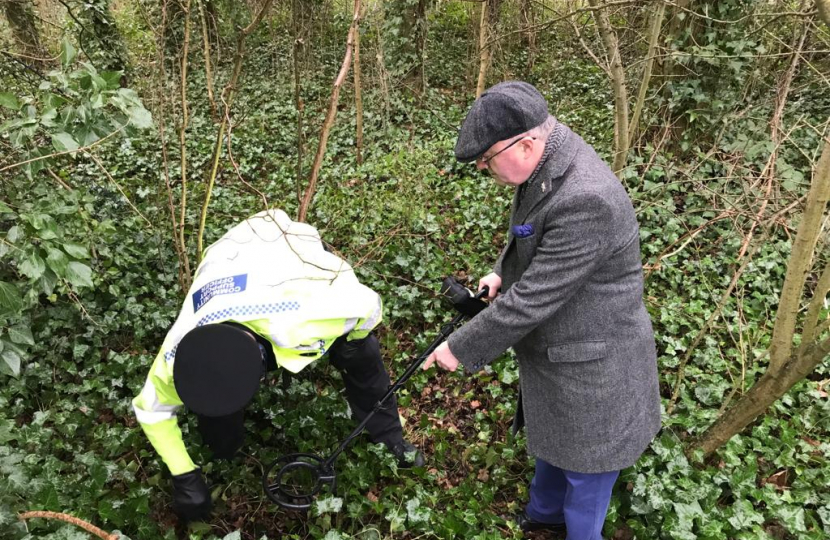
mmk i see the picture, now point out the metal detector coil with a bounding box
[262,453,336,510]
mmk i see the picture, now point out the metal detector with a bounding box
[262,278,488,510]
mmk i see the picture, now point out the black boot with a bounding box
[387,440,425,468]
[515,511,566,533]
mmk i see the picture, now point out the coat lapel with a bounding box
[513,122,578,225]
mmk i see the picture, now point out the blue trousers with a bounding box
[525,459,619,540]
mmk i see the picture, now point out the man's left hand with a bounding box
[423,342,460,372]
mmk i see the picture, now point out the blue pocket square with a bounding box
[512,224,534,238]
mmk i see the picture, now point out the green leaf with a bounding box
[63,242,90,259]
[101,71,123,89]
[0,282,24,315]
[52,132,79,153]
[0,93,19,110]
[128,106,153,129]
[65,261,94,288]
[1,350,21,377]
[60,36,77,67]
[0,201,13,213]
[46,247,69,274]
[19,252,46,280]
[8,325,34,346]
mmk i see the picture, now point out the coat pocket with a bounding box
[515,235,537,265]
[547,340,607,363]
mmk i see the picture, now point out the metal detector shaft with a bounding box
[321,288,487,470]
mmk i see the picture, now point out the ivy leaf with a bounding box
[0,282,24,316]
[8,325,34,346]
[19,252,46,280]
[728,500,765,529]
[46,247,69,275]
[314,496,343,514]
[1,349,21,377]
[0,93,19,110]
[65,261,94,289]
[60,36,77,68]
[63,242,90,259]
[128,106,153,129]
[52,132,80,153]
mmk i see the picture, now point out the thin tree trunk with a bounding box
[768,138,830,370]
[297,0,362,223]
[178,0,193,276]
[152,0,191,291]
[589,0,629,177]
[292,0,305,204]
[196,0,275,259]
[414,0,428,93]
[628,1,665,144]
[691,139,830,457]
[354,5,364,165]
[520,0,536,72]
[691,335,830,457]
[196,0,217,118]
[476,0,491,98]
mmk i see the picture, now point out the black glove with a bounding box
[172,468,212,522]
[440,278,488,317]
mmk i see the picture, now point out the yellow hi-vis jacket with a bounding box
[132,209,382,475]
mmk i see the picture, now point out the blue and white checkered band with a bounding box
[163,301,301,362]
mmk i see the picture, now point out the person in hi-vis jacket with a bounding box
[133,209,424,522]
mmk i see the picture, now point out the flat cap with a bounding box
[454,81,549,162]
[174,324,263,417]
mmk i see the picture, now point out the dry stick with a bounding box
[196,0,275,259]
[737,14,811,261]
[738,121,807,260]
[46,168,72,190]
[588,0,628,177]
[354,4,364,166]
[667,235,767,415]
[197,0,217,118]
[567,17,609,78]
[18,511,118,540]
[643,211,735,280]
[87,153,153,227]
[178,0,193,276]
[297,0,362,223]
[628,0,666,145]
[0,127,124,173]
[224,106,270,211]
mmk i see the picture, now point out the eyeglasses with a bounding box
[478,136,537,165]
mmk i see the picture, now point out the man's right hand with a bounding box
[479,273,502,300]
[172,468,212,522]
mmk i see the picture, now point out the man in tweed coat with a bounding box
[424,81,661,539]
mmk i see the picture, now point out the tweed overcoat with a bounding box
[447,120,661,473]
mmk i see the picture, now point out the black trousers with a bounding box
[196,333,403,459]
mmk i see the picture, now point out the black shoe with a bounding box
[515,511,566,533]
[387,440,425,468]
